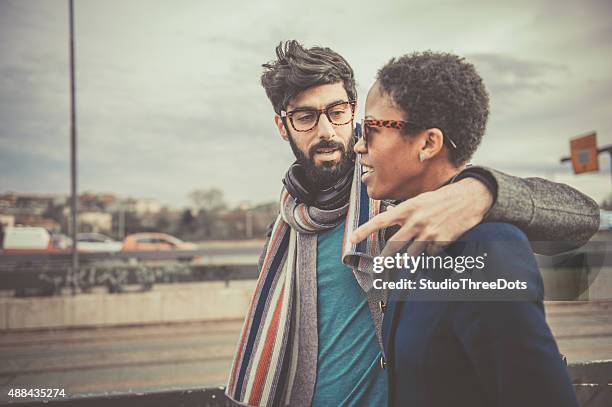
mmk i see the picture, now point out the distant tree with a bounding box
[124,212,142,235]
[43,204,67,232]
[176,209,197,239]
[187,188,228,240]
[155,211,172,234]
[189,188,226,213]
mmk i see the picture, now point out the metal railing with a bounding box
[0,249,260,296]
[2,361,611,406]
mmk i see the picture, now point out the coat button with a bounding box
[379,300,386,313]
[380,356,387,369]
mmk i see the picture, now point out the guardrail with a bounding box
[0,387,230,407]
[0,250,260,296]
[3,361,611,407]
[571,360,612,406]
[0,241,609,299]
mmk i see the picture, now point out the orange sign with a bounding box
[570,132,598,174]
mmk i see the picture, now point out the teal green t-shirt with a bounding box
[312,220,388,407]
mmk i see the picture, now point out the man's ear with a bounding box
[275,115,289,141]
[419,128,445,160]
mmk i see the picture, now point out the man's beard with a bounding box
[287,134,355,189]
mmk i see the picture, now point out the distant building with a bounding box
[217,202,278,239]
[63,208,113,234]
[0,193,62,232]
[79,211,113,233]
[13,214,60,232]
[80,192,117,211]
[0,192,56,216]
[120,198,162,215]
[0,213,15,228]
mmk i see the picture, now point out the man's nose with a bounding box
[317,113,335,139]
[354,133,367,154]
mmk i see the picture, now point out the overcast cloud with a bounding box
[0,0,610,208]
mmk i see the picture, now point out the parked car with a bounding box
[600,210,612,231]
[122,233,197,251]
[50,233,73,250]
[77,233,122,252]
[2,226,51,252]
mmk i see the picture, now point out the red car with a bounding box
[122,233,197,251]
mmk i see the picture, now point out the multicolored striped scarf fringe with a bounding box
[226,157,382,406]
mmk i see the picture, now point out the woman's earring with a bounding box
[419,152,426,162]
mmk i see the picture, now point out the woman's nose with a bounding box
[354,133,367,154]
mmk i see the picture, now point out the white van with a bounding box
[2,226,51,250]
[600,210,612,231]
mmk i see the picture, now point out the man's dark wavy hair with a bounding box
[261,40,357,115]
[377,51,490,166]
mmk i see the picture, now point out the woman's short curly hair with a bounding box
[377,51,489,166]
[261,40,357,115]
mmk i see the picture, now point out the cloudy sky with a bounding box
[1,0,610,208]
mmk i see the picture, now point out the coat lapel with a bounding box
[382,295,398,354]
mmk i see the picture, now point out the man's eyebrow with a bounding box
[289,99,348,111]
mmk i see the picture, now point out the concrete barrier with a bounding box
[541,266,612,301]
[1,264,610,330]
[0,280,257,331]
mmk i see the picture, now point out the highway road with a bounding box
[0,301,611,403]
[0,319,240,402]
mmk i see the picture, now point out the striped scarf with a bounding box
[226,158,382,406]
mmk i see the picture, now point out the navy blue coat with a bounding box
[382,223,578,407]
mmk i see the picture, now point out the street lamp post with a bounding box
[68,0,79,293]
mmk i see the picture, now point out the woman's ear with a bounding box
[418,128,444,161]
[275,115,289,141]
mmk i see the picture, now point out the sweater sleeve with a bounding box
[457,166,600,255]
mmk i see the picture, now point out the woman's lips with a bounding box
[361,163,375,182]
